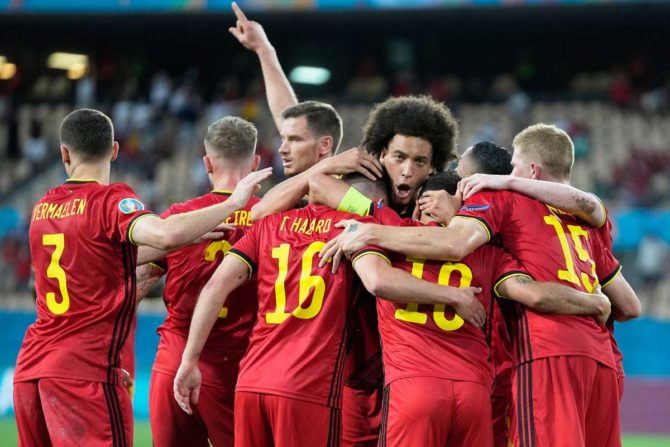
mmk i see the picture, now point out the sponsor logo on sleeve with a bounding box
[459,204,491,212]
[118,198,145,214]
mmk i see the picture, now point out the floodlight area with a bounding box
[0,62,16,80]
[47,52,89,71]
[289,66,331,85]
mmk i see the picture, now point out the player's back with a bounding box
[456,190,615,369]
[152,191,260,385]
[15,180,152,384]
[379,232,523,390]
[229,205,379,408]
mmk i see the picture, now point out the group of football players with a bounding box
[13,3,640,447]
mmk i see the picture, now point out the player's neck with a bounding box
[66,162,111,185]
[210,171,249,192]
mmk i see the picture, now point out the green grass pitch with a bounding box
[0,418,668,446]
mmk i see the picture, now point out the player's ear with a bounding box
[60,145,71,166]
[250,154,261,171]
[203,155,214,175]
[379,148,388,166]
[110,141,119,162]
[318,136,333,158]
[530,162,540,180]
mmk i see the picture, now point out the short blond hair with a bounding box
[204,116,257,160]
[512,123,574,179]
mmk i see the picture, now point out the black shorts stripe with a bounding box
[379,384,390,447]
[103,383,127,447]
[522,311,536,446]
[327,407,341,447]
[514,307,536,447]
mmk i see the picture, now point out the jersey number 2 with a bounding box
[204,240,232,318]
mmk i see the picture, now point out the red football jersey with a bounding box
[376,220,528,389]
[590,213,624,378]
[340,202,404,391]
[456,190,618,369]
[152,191,259,387]
[15,180,154,384]
[343,283,383,390]
[228,205,383,408]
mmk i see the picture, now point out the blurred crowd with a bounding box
[0,63,669,316]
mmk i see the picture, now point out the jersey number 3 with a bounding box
[42,233,70,315]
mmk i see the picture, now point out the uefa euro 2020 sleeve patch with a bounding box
[118,198,145,214]
[459,204,491,212]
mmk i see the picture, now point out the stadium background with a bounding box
[1,0,669,445]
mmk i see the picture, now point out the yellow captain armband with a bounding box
[337,187,373,217]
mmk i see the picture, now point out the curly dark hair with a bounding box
[360,95,459,172]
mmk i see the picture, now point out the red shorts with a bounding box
[13,378,132,447]
[149,370,235,447]
[234,391,341,447]
[492,367,513,447]
[342,385,382,447]
[509,356,620,447]
[379,377,493,447]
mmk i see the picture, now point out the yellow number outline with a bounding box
[42,233,70,315]
[394,257,472,332]
[203,239,233,318]
[544,213,599,292]
[266,242,328,325]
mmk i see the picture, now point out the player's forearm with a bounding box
[507,177,605,227]
[182,286,228,362]
[369,267,463,305]
[603,274,641,321]
[139,201,241,250]
[256,46,298,131]
[250,174,310,222]
[516,281,609,316]
[308,174,350,210]
[366,225,467,261]
[135,264,164,302]
[250,162,331,221]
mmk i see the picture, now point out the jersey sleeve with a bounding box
[488,247,534,298]
[591,229,622,287]
[453,190,509,241]
[347,215,391,267]
[227,217,263,278]
[104,183,156,244]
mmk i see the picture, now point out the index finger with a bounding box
[231,2,249,22]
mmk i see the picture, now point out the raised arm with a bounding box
[352,254,485,328]
[459,174,606,227]
[229,2,297,130]
[319,216,489,271]
[497,276,611,324]
[132,168,271,250]
[250,148,382,222]
[173,255,249,414]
